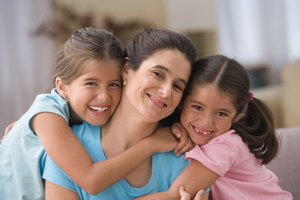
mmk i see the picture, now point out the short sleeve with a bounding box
[42,155,77,192]
[185,136,238,177]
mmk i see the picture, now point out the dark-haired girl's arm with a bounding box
[136,160,218,200]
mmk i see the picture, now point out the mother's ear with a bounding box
[122,60,133,82]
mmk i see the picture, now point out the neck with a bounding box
[101,100,158,153]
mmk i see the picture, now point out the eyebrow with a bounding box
[189,100,233,113]
[83,77,122,82]
[217,108,233,113]
[154,65,188,86]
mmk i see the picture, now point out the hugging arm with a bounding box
[45,181,79,200]
[136,160,219,200]
[34,113,179,194]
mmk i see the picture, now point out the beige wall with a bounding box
[55,0,217,55]
[56,0,217,32]
[56,0,167,28]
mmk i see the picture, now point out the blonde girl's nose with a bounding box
[96,88,110,101]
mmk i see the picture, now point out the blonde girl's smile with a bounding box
[89,105,109,113]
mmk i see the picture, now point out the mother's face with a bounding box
[123,49,191,123]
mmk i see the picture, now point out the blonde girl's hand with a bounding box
[179,186,204,200]
[171,122,195,157]
[147,127,178,153]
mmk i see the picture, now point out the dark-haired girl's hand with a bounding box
[148,127,179,153]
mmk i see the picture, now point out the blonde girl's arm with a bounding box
[45,181,80,200]
[136,160,219,200]
[33,113,178,195]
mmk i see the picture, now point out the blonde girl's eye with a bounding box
[109,81,122,88]
[86,82,97,87]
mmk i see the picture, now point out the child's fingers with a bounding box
[4,122,16,136]
[171,122,183,138]
[175,139,195,157]
[2,122,16,142]
[194,189,204,200]
[179,186,191,200]
[171,122,195,156]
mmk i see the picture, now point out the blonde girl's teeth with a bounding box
[90,106,108,112]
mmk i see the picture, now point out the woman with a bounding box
[43,28,207,199]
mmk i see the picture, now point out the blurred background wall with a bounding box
[1,0,300,136]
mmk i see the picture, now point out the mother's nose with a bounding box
[158,83,172,98]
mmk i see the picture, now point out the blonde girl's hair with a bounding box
[53,27,125,85]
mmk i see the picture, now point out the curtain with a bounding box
[0,0,54,136]
[216,0,300,85]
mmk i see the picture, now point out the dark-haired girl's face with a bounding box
[123,49,191,122]
[180,84,238,146]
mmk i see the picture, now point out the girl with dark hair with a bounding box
[139,55,292,199]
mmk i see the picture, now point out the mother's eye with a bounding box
[173,83,184,92]
[152,71,165,80]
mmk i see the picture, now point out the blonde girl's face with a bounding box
[180,84,238,146]
[57,59,122,126]
[123,49,191,122]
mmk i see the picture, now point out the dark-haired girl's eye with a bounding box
[192,105,203,112]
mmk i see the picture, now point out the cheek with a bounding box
[221,120,233,131]
[128,76,147,93]
[113,92,122,105]
[180,110,190,129]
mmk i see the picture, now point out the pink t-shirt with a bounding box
[185,130,292,200]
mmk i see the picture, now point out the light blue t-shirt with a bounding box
[43,122,189,200]
[0,89,69,200]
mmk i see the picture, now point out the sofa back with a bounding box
[267,126,300,199]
